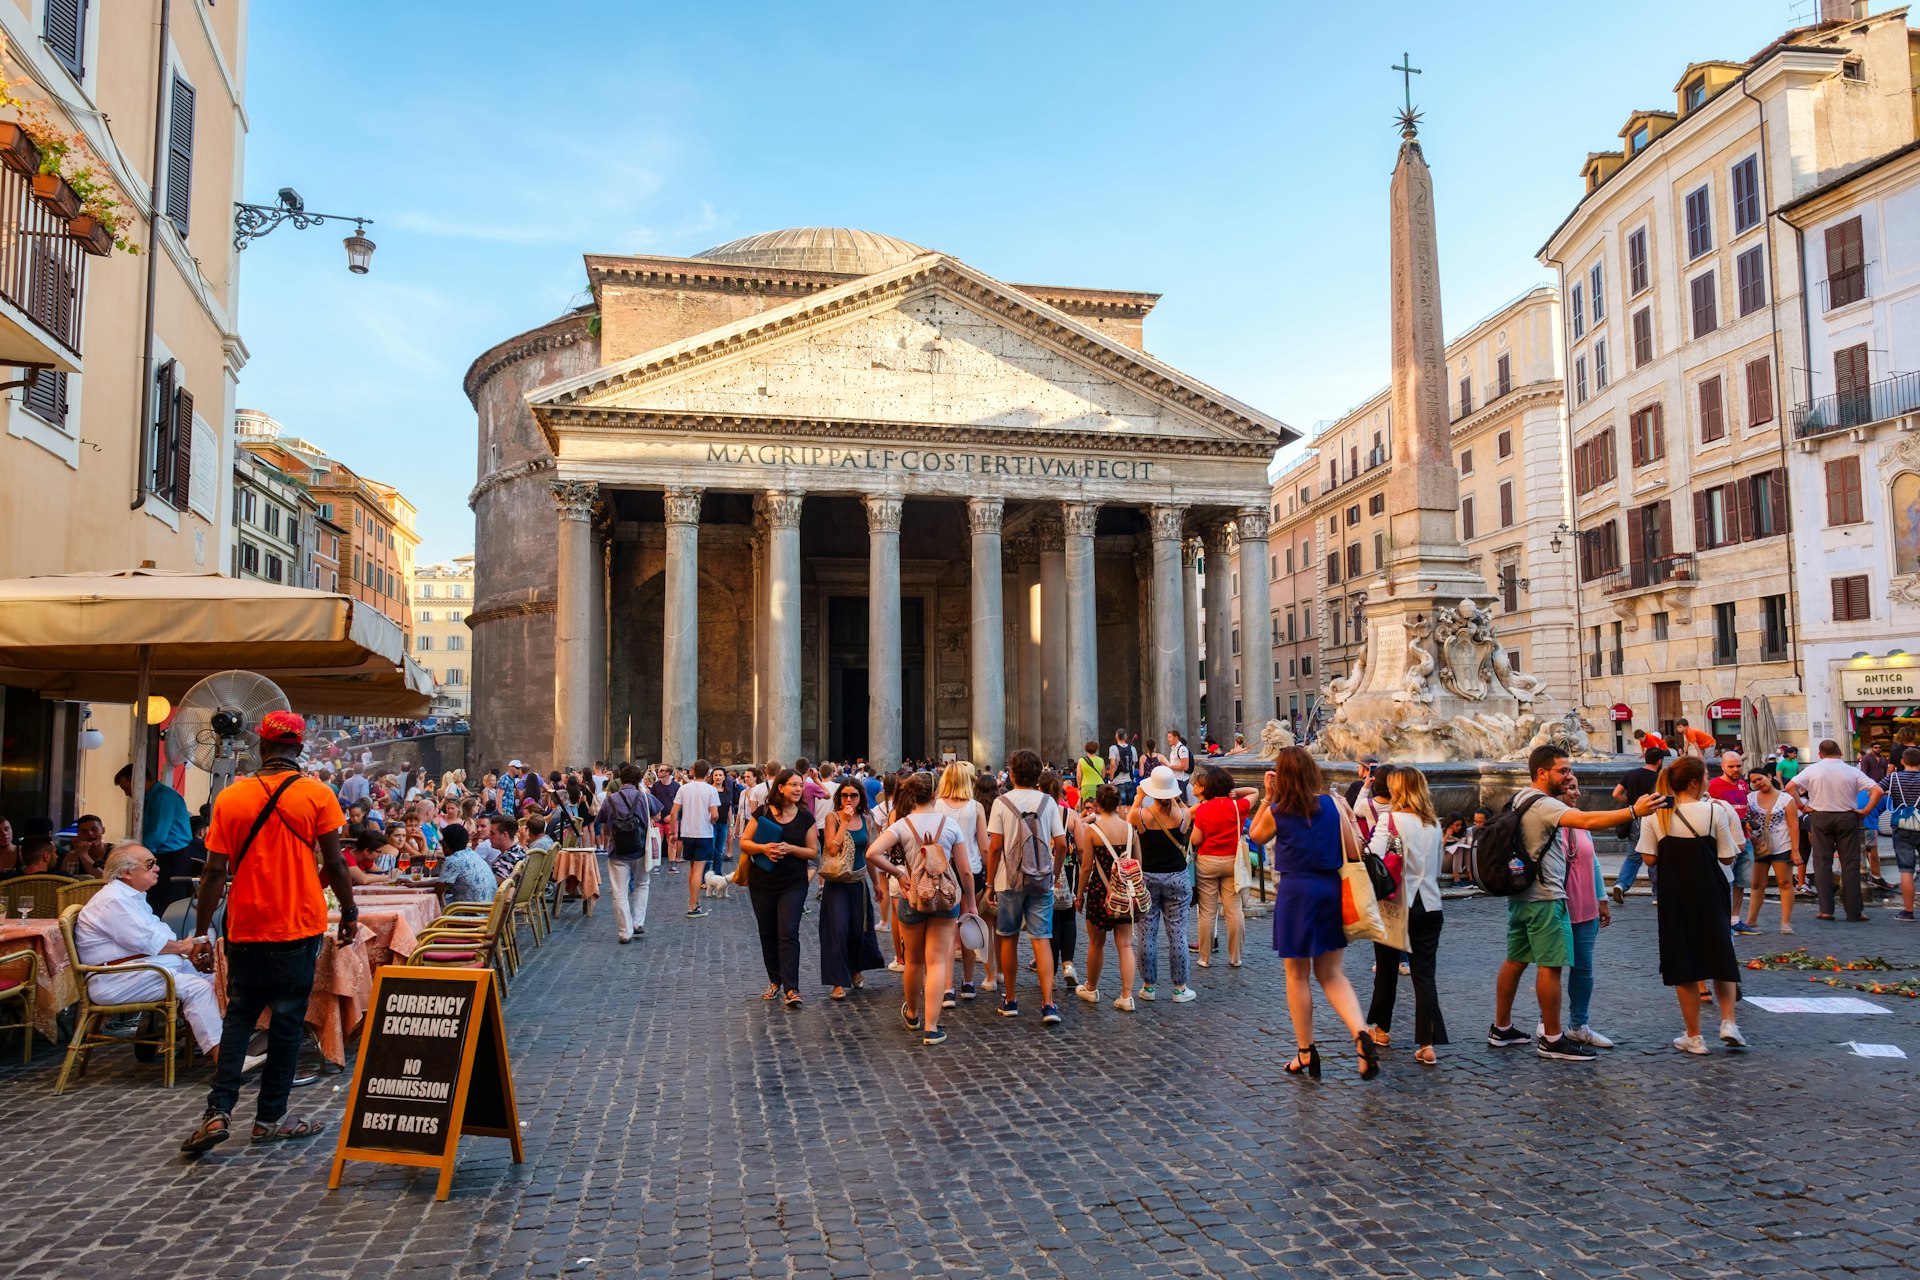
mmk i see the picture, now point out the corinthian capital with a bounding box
[1181,537,1200,569]
[1148,504,1186,544]
[662,487,703,527]
[864,495,904,533]
[550,479,599,523]
[1062,502,1100,539]
[967,496,1004,536]
[761,490,805,529]
[1202,519,1235,555]
[1236,508,1272,542]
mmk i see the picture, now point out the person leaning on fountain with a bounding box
[1488,744,1658,1063]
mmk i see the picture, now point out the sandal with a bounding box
[251,1116,326,1144]
[1354,1030,1381,1081]
[830,986,847,1001]
[783,990,803,1009]
[1414,1046,1438,1066]
[1367,1025,1391,1047]
[181,1111,231,1155]
[762,983,780,1001]
[1284,1043,1321,1079]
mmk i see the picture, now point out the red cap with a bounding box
[257,710,307,744]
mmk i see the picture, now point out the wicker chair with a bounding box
[414,880,516,992]
[55,904,185,1092]
[56,879,108,912]
[0,947,39,1065]
[444,862,528,976]
[510,848,556,948]
[4,874,74,919]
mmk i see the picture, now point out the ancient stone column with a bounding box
[1203,521,1235,743]
[1037,513,1068,764]
[1015,550,1042,752]
[865,495,904,773]
[968,497,1006,769]
[763,491,805,765]
[550,478,599,767]
[1236,509,1274,738]
[661,487,702,766]
[749,516,767,763]
[1182,536,1202,745]
[1063,502,1100,757]
[1149,504,1188,746]
[588,504,612,761]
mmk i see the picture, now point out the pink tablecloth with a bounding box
[0,919,73,1040]
[346,890,441,939]
[552,848,600,911]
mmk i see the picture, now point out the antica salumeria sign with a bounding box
[702,441,1161,481]
[1840,667,1920,702]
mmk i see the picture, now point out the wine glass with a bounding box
[16,902,31,923]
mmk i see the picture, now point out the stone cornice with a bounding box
[463,313,594,405]
[468,456,555,510]
[1449,382,1563,441]
[540,407,1279,461]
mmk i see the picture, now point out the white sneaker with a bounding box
[1171,986,1197,1003]
[1074,984,1098,1004]
[242,1052,269,1074]
[1719,1020,1748,1048]
[1138,985,1156,1001]
[1571,1025,1615,1049]
[1113,994,1136,1012]
[1061,962,1078,984]
[886,960,905,973]
[1672,1033,1709,1055]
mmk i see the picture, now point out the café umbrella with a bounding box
[0,570,432,834]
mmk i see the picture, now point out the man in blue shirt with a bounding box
[116,763,194,912]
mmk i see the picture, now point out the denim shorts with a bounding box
[995,887,1054,939]
[1894,832,1920,874]
[680,836,714,862]
[895,893,960,926]
[1730,841,1753,885]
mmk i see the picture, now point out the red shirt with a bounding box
[1190,795,1252,860]
[1708,775,1750,812]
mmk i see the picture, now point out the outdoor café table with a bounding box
[551,846,600,914]
[212,907,421,1068]
[343,888,441,939]
[0,918,75,1041]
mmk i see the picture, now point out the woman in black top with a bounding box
[741,768,818,1008]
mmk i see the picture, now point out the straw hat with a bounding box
[1140,765,1182,801]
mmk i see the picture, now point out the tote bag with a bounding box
[1339,860,1406,949]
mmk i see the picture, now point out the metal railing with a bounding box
[1792,370,1920,438]
[0,165,86,357]
[1593,551,1697,596]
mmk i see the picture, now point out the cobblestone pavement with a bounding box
[7,867,1919,1279]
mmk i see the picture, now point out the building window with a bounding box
[1629,403,1665,466]
[1574,427,1618,495]
[420,584,434,598]
[1458,375,1473,416]
[1745,356,1774,425]
[1762,594,1789,661]
[1500,565,1519,613]
[1327,553,1341,585]
[449,610,464,623]
[1496,354,1512,397]
[1574,355,1588,404]
[1461,495,1476,540]
[416,635,433,652]
[1611,622,1625,676]
[265,554,283,583]
[1836,342,1872,426]
[265,506,280,537]
[1652,611,1670,641]
[1825,456,1864,525]
[1631,307,1653,367]
[1497,430,1513,459]
[1284,547,1294,574]
[1747,468,1787,539]
[1628,228,1649,295]
[1825,216,1866,309]
[1368,493,1385,516]
[417,610,433,623]
[1736,245,1766,316]
[165,73,195,237]
[1712,602,1737,665]
[1731,155,1760,233]
[447,634,465,651]
[1698,375,1725,443]
[1696,485,1730,549]
[1843,58,1865,81]
[1689,271,1718,338]
[1286,610,1297,642]
[445,668,464,686]
[1685,185,1713,259]
[1345,542,1360,578]
[1631,124,1650,152]
[1302,655,1312,677]
[1373,531,1386,569]
[43,0,87,78]
[1570,284,1585,339]
[1593,339,1608,390]
[1499,480,1515,528]
[1302,606,1312,638]
[1346,504,1360,527]
[1589,261,1605,323]
[1831,574,1870,622]
[1460,449,1473,475]
[1288,657,1297,680]
[239,542,260,574]
[1588,624,1603,678]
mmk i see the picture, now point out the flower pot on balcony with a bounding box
[67,213,112,256]
[30,171,80,219]
[0,123,41,177]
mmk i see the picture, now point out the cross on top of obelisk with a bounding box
[1393,52,1423,138]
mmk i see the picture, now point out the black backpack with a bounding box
[1472,792,1555,896]
[1116,744,1137,777]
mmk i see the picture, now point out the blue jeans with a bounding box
[1136,870,1190,988]
[1615,821,1655,896]
[206,935,322,1123]
[1568,917,1599,1028]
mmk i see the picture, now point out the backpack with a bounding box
[996,795,1056,893]
[1472,792,1554,896]
[1116,744,1137,777]
[1092,823,1148,921]
[903,816,960,914]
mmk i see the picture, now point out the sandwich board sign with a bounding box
[329,965,523,1200]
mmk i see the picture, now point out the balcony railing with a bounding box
[1594,551,1697,596]
[1792,370,1920,438]
[0,163,87,362]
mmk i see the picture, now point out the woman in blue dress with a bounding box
[819,779,885,1000]
[1247,746,1379,1081]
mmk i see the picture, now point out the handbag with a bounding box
[1379,813,1407,895]
[819,819,864,884]
[1232,818,1256,897]
[1339,860,1391,945]
[1092,823,1148,921]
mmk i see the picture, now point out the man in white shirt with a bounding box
[1788,739,1883,923]
[985,749,1068,1026]
[337,766,370,808]
[74,843,224,1058]
[671,758,721,919]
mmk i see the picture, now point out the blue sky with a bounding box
[236,0,1817,562]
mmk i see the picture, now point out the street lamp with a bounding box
[1549,522,1572,554]
[233,187,377,273]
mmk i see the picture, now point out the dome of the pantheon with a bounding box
[694,227,929,276]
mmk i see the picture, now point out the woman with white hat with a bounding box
[1126,765,1197,1003]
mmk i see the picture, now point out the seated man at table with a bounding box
[522,815,555,854]
[347,831,397,886]
[59,814,108,878]
[482,818,525,882]
[436,825,496,906]
[74,842,223,1059]
[1,835,57,879]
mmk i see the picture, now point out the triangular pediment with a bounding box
[530,256,1293,452]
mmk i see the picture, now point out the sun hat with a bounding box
[957,911,990,952]
[1140,765,1182,801]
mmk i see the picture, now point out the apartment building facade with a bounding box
[1539,2,1918,749]
[412,557,474,718]
[231,445,317,587]
[1265,454,1323,733]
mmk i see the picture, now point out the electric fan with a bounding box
[165,669,293,796]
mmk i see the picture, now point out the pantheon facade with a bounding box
[465,228,1294,771]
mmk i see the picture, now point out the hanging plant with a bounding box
[0,38,140,254]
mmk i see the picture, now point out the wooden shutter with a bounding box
[1579,530,1594,581]
[1654,500,1672,558]
[1627,506,1645,571]
[1698,376,1724,442]
[1461,495,1475,539]
[1630,411,1645,466]
[1826,217,1865,307]
[1499,482,1514,527]
[165,74,195,236]
[1574,441,1590,495]
[1651,404,1666,460]
[1769,469,1789,534]
[171,386,194,511]
[150,359,176,495]
[1746,356,1773,425]
[22,369,66,426]
[1693,491,1711,551]
[45,0,84,77]
[1731,476,1754,542]
[1832,575,1870,622]
[1826,457,1862,524]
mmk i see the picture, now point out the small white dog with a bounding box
[702,871,731,899]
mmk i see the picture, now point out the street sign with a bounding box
[329,966,522,1200]
[1609,703,1633,722]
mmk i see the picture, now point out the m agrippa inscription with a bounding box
[705,442,1157,481]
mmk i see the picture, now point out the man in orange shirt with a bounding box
[182,711,357,1155]
[1676,718,1716,759]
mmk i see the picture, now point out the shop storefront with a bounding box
[1839,661,1920,755]
[1708,698,1744,750]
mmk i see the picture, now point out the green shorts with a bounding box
[1505,898,1573,968]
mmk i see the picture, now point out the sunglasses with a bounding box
[139,858,159,870]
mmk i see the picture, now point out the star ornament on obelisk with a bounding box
[1393,52,1424,139]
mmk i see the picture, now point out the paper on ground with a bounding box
[1842,1042,1906,1058]
[1743,995,1890,1014]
